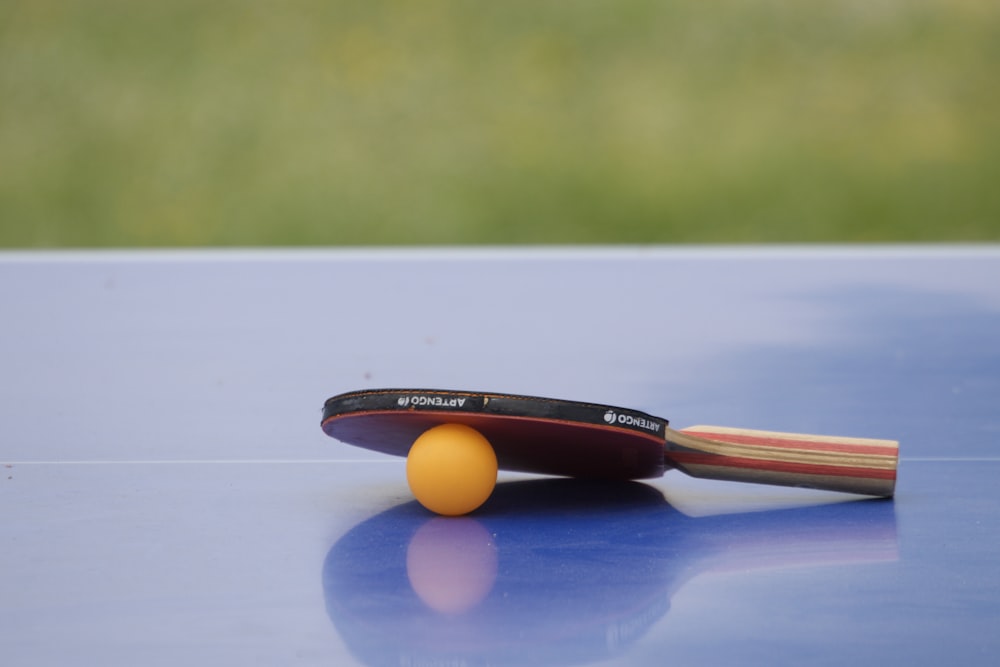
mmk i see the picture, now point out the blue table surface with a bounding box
[2,247,999,666]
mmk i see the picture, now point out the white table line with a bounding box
[1,459,402,465]
[3,244,1000,265]
[3,457,998,465]
[902,457,1000,462]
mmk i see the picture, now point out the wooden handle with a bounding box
[664,426,898,497]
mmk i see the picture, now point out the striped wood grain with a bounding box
[667,426,899,497]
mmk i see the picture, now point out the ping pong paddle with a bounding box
[321,389,898,497]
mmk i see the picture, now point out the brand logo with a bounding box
[397,395,467,409]
[603,409,662,433]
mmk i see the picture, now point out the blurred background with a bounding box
[1,0,998,247]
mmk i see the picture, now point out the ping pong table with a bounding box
[2,247,999,665]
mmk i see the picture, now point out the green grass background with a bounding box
[2,0,999,247]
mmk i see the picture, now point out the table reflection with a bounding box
[324,479,896,667]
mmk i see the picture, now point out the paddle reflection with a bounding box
[323,479,897,667]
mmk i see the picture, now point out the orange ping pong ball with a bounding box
[406,423,498,516]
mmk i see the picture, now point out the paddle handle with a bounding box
[664,425,898,497]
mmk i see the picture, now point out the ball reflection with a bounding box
[406,517,499,615]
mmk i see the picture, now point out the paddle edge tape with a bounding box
[322,388,669,440]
